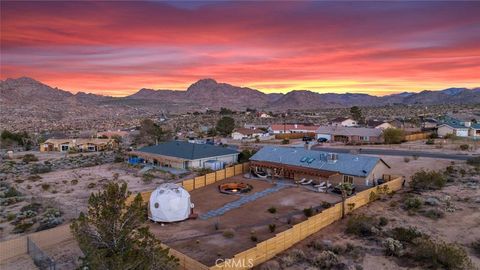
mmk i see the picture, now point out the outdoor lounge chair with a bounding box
[316,186,327,192]
[296,178,307,184]
[314,181,326,188]
[301,179,313,185]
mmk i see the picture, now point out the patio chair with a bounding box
[296,178,307,184]
[314,181,326,188]
[301,179,313,185]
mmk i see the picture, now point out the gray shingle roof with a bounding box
[250,146,388,177]
[315,126,383,137]
[137,141,238,160]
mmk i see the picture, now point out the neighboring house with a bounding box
[231,128,266,140]
[269,124,319,134]
[315,126,384,143]
[366,120,393,130]
[250,146,391,187]
[128,141,239,170]
[40,138,117,152]
[331,117,358,127]
[421,118,438,130]
[257,112,272,118]
[437,117,480,138]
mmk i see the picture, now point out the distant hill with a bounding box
[1,77,479,113]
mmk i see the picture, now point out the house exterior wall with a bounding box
[437,125,455,137]
[332,119,357,127]
[455,128,469,137]
[232,132,247,140]
[188,154,239,169]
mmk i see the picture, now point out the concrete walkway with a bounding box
[199,184,289,220]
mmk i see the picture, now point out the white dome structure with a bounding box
[148,183,193,222]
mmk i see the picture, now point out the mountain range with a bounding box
[1,77,479,112]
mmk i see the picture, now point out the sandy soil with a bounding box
[149,177,342,266]
[258,162,480,269]
[1,163,178,241]
[377,155,455,180]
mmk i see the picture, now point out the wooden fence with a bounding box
[126,162,250,206]
[404,132,430,141]
[1,172,403,270]
[275,132,315,140]
[211,175,404,270]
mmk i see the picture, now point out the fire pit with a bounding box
[218,182,253,195]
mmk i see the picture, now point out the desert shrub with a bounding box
[13,221,34,233]
[28,175,42,181]
[467,156,480,167]
[22,154,38,163]
[250,235,258,242]
[71,179,78,185]
[383,237,404,256]
[410,170,446,191]
[312,251,339,268]
[390,226,423,243]
[222,229,235,238]
[346,214,376,237]
[196,168,214,176]
[7,212,16,221]
[281,139,290,145]
[410,237,473,269]
[31,164,52,174]
[425,139,435,145]
[403,196,423,210]
[378,217,389,227]
[87,182,96,189]
[321,201,332,209]
[280,249,305,267]
[331,243,346,254]
[142,173,154,183]
[41,183,50,191]
[412,155,419,160]
[303,207,314,217]
[308,239,326,251]
[471,239,480,257]
[268,224,276,233]
[459,144,469,151]
[267,206,277,214]
[20,203,41,212]
[3,187,22,198]
[260,260,280,270]
[422,209,445,220]
[403,157,410,163]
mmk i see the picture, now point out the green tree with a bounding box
[136,119,170,145]
[216,116,235,136]
[238,149,257,163]
[71,181,177,270]
[350,106,363,123]
[383,128,405,144]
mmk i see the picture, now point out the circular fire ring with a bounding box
[218,182,253,195]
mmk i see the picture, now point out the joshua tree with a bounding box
[338,182,354,219]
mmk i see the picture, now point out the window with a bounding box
[343,175,354,184]
[359,136,369,141]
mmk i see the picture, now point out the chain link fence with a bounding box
[27,237,56,270]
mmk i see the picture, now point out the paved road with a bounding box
[311,146,477,161]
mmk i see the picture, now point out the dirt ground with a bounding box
[149,177,342,266]
[1,163,178,241]
[258,162,480,269]
[376,155,455,180]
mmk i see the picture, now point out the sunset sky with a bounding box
[1,1,479,96]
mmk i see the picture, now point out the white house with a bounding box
[269,124,319,134]
[331,117,358,127]
[231,128,266,140]
[437,117,477,138]
[366,119,393,130]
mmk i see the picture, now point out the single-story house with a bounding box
[437,118,473,138]
[128,141,239,170]
[315,126,384,143]
[269,124,319,134]
[231,128,267,140]
[40,138,117,152]
[331,117,358,127]
[366,120,393,130]
[250,147,391,187]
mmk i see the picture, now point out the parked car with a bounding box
[302,136,314,142]
[317,137,328,143]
